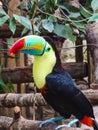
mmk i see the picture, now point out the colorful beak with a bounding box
[9,35,46,56]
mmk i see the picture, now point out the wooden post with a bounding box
[86,22,98,88]
[75,36,83,62]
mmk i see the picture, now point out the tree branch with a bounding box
[0,93,47,107]
[1,62,88,83]
[0,89,97,108]
[0,106,90,130]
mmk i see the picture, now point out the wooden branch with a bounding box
[83,89,98,105]
[0,93,47,107]
[62,62,87,79]
[1,66,33,84]
[0,106,90,130]
[0,24,29,38]
[0,89,97,108]
[1,62,88,83]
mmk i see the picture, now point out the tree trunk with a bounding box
[86,22,98,87]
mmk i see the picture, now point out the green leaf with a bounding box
[34,24,40,34]
[91,0,98,11]
[59,5,70,14]
[54,23,76,42]
[88,13,98,22]
[18,2,26,10]
[21,27,29,36]
[42,19,54,32]
[48,16,57,22]
[45,0,56,13]
[38,0,45,7]
[85,0,92,9]
[74,22,85,33]
[13,14,32,29]
[0,7,7,16]
[7,37,14,48]
[69,13,80,18]
[27,1,37,19]
[0,15,9,26]
[7,78,15,92]
[9,17,16,34]
[65,24,76,42]
[54,23,66,38]
[0,76,6,92]
[80,6,91,18]
[59,3,79,13]
[75,22,85,29]
[51,0,57,6]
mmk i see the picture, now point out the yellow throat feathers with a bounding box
[33,47,56,89]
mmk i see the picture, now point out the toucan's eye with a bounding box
[46,47,51,52]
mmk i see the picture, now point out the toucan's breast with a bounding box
[33,49,56,89]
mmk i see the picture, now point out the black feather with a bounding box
[42,68,94,120]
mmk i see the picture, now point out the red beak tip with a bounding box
[10,53,13,56]
[9,51,14,56]
[8,38,25,56]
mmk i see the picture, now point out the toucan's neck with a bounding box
[33,50,57,89]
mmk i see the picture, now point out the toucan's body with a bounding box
[9,35,98,130]
[42,68,94,120]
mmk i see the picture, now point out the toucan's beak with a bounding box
[9,35,46,56]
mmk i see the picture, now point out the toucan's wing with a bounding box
[46,69,94,119]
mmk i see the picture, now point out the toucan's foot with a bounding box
[55,118,79,130]
[39,116,64,128]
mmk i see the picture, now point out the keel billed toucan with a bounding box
[9,35,98,129]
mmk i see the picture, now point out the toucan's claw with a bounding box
[39,118,55,128]
[55,118,79,130]
[39,116,64,128]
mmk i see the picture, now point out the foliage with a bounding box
[0,61,15,93]
[0,76,15,93]
[0,0,98,43]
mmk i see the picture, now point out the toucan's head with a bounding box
[9,35,52,56]
[9,35,61,67]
